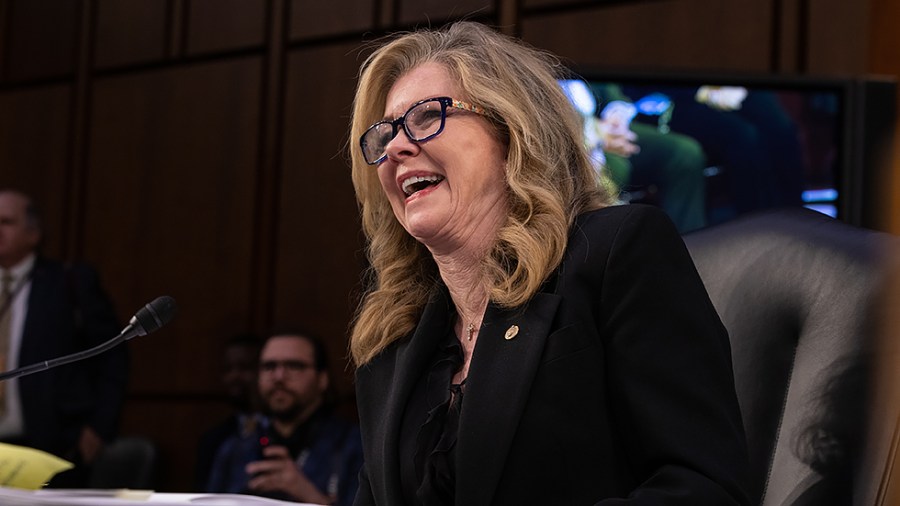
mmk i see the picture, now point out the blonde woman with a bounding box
[348,22,750,506]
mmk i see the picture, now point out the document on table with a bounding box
[0,487,324,505]
[0,443,73,489]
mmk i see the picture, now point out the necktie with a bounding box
[0,271,14,416]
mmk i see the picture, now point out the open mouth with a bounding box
[401,175,445,197]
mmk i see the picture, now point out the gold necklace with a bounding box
[466,322,476,341]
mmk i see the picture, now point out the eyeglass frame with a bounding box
[359,96,486,165]
[259,359,317,375]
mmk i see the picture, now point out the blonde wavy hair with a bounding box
[349,21,613,366]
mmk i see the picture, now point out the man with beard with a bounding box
[205,331,363,506]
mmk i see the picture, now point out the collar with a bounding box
[2,253,35,287]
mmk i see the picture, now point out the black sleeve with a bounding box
[592,205,751,505]
[69,263,128,441]
[352,463,377,506]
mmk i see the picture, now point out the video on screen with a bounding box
[559,77,842,232]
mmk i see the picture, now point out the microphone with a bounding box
[120,295,177,341]
[0,295,177,382]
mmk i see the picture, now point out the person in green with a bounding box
[566,81,709,232]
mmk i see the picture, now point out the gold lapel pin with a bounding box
[504,325,519,340]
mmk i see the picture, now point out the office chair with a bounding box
[683,207,899,505]
[89,436,158,490]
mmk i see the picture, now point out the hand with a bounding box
[585,115,641,158]
[78,426,104,465]
[600,120,641,158]
[245,445,335,504]
[600,125,640,157]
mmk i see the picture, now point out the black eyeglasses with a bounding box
[259,360,315,375]
[359,96,485,165]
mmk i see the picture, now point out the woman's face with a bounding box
[376,62,508,255]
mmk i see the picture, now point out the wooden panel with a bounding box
[523,0,656,9]
[869,0,900,234]
[397,0,494,26]
[521,0,772,72]
[121,397,232,492]
[290,0,374,39]
[3,0,78,81]
[94,0,168,68]
[776,0,802,72]
[872,258,900,505]
[84,58,262,395]
[186,0,266,55]
[870,0,900,74]
[0,86,71,259]
[275,43,366,406]
[805,0,868,75]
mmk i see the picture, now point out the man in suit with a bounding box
[0,189,127,484]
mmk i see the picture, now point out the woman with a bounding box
[348,21,750,505]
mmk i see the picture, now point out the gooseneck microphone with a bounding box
[0,295,177,382]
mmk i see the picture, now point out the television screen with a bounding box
[558,71,897,233]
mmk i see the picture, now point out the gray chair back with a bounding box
[683,208,898,505]
[89,436,158,490]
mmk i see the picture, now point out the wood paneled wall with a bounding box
[870,0,900,233]
[0,0,895,491]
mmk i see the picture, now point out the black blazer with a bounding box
[16,257,126,457]
[354,205,750,505]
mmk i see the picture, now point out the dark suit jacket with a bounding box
[354,205,750,505]
[16,256,127,457]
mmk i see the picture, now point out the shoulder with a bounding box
[566,204,682,262]
[32,256,64,277]
[199,415,240,445]
[33,257,102,284]
[312,413,363,455]
[573,204,678,238]
[64,260,103,282]
[556,204,695,294]
[318,412,360,438]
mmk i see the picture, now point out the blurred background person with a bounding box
[195,332,263,491]
[205,331,363,506]
[0,188,127,486]
[559,79,709,232]
[622,84,806,222]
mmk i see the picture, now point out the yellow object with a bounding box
[0,442,73,489]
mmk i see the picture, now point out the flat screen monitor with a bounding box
[558,70,897,233]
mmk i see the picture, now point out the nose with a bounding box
[269,365,289,380]
[382,126,420,162]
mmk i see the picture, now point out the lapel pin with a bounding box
[504,325,519,340]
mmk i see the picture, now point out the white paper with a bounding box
[0,487,323,505]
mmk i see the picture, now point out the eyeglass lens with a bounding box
[361,98,447,165]
[260,360,314,373]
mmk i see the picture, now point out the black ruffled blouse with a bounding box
[398,324,466,506]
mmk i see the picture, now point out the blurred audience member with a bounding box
[195,332,263,491]
[624,84,806,221]
[0,189,127,486]
[205,331,363,506]
[560,80,709,232]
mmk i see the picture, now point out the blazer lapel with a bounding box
[365,287,451,504]
[455,292,562,506]
[19,259,51,365]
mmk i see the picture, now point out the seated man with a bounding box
[205,330,363,506]
[195,333,263,491]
